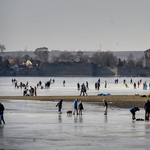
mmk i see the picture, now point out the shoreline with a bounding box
[0,95,148,108]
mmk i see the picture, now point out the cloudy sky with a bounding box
[0,0,150,52]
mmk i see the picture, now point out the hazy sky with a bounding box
[0,0,150,52]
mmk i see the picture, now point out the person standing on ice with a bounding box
[73,99,78,115]
[144,100,150,120]
[103,99,108,115]
[63,80,65,87]
[104,81,107,88]
[78,101,84,115]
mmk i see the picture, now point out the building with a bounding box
[23,60,41,67]
[143,49,150,67]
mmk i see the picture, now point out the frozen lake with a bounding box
[0,77,150,96]
[0,99,150,150]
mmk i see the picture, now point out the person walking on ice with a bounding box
[0,103,5,124]
[103,99,108,115]
[73,99,78,115]
[56,99,63,114]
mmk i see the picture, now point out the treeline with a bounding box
[50,50,143,67]
[0,46,144,70]
[33,47,143,67]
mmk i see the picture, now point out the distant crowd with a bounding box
[11,77,150,97]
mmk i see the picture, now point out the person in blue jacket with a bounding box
[130,107,140,120]
[73,99,78,115]
[56,99,63,114]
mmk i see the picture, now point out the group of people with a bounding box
[56,98,108,116]
[94,79,107,90]
[73,99,84,115]
[23,84,37,96]
[77,81,89,90]
[56,99,84,115]
[115,78,150,90]
[12,79,29,89]
[12,78,56,96]
[2,98,150,124]
[130,100,150,121]
[12,79,37,96]
[37,79,55,89]
[56,98,150,122]
[80,83,88,96]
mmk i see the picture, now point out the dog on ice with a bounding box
[66,110,72,115]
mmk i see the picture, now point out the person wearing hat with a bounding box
[130,107,140,120]
[73,99,78,115]
[103,99,108,115]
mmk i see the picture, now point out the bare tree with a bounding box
[76,51,84,62]
[14,53,22,65]
[117,58,123,66]
[2,55,11,60]
[51,56,60,63]
[57,51,75,63]
[126,53,135,67]
[135,56,144,67]
[0,44,6,53]
[91,51,117,66]
[75,51,90,63]
[2,59,10,69]
[34,47,49,62]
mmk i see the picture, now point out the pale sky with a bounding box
[0,0,150,52]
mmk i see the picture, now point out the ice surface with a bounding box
[0,100,149,150]
[0,77,150,96]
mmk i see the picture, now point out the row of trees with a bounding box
[0,56,10,69]
[33,47,143,67]
[51,50,143,67]
[0,45,143,68]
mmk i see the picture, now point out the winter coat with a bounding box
[78,102,84,110]
[74,100,78,108]
[144,102,150,110]
[130,107,139,113]
[56,100,63,109]
[0,103,4,114]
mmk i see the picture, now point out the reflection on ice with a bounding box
[1,100,150,149]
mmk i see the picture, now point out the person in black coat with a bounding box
[78,101,84,115]
[144,100,150,120]
[0,103,5,124]
[56,100,63,114]
[103,99,108,115]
